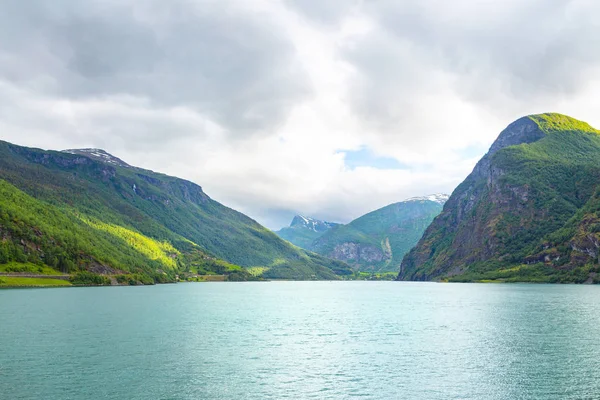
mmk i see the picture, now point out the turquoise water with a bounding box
[2,282,600,399]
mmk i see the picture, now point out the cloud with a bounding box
[0,0,309,133]
[284,0,360,24]
[1,0,600,230]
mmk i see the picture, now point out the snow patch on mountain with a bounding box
[63,148,131,168]
[290,215,339,232]
[405,193,449,205]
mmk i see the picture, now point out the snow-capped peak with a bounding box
[405,193,449,205]
[290,215,339,232]
[63,148,131,168]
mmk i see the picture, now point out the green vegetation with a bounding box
[0,277,72,287]
[343,271,398,281]
[80,217,179,269]
[0,179,180,279]
[70,271,112,286]
[400,113,600,283]
[261,252,351,280]
[529,113,600,135]
[275,216,338,249]
[311,199,445,272]
[447,263,598,284]
[247,267,269,276]
[0,262,63,275]
[0,140,351,284]
[276,226,328,249]
[179,255,259,281]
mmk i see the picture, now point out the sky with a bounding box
[1,0,600,229]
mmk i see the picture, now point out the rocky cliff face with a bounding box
[399,113,600,283]
[404,119,543,274]
[311,197,447,272]
[329,241,391,264]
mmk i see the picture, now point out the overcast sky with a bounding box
[2,0,600,229]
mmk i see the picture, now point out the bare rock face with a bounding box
[472,117,543,180]
[488,117,545,156]
[330,242,390,264]
[310,196,447,272]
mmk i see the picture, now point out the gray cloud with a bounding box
[0,0,309,134]
[2,0,600,230]
[376,1,596,93]
[284,0,360,24]
[341,0,600,127]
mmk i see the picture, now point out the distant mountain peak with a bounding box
[405,194,449,205]
[290,215,338,232]
[484,114,598,162]
[63,148,131,168]
[291,215,310,226]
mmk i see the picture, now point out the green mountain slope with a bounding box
[311,195,447,272]
[275,215,339,249]
[399,113,600,283]
[0,142,351,281]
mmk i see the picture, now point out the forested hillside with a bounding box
[0,141,351,285]
[399,113,600,283]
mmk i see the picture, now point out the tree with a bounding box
[11,242,27,263]
[0,242,9,264]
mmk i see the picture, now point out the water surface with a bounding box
[2,282,600,399]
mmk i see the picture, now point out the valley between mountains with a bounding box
[2,112,600,286]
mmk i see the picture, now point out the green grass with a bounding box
[0,262,63,275]
[247,267,269,276]
[0,277,72,287]
[529,113,600,135]
[79,217,179,269]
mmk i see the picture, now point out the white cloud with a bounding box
[1,0,600,229]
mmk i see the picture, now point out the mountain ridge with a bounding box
[399,113,600,283]
[305,195,448,272]
[275,215,339,249]
[0,140,351,283]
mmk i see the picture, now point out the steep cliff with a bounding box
[312,196,447,272]
[399,113,600,283]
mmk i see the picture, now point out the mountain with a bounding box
[399,113,600,283]
[310,195,448,272]
[0,141,351,283]
[275,215,339,249]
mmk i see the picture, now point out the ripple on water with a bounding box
[2,282,600,399]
